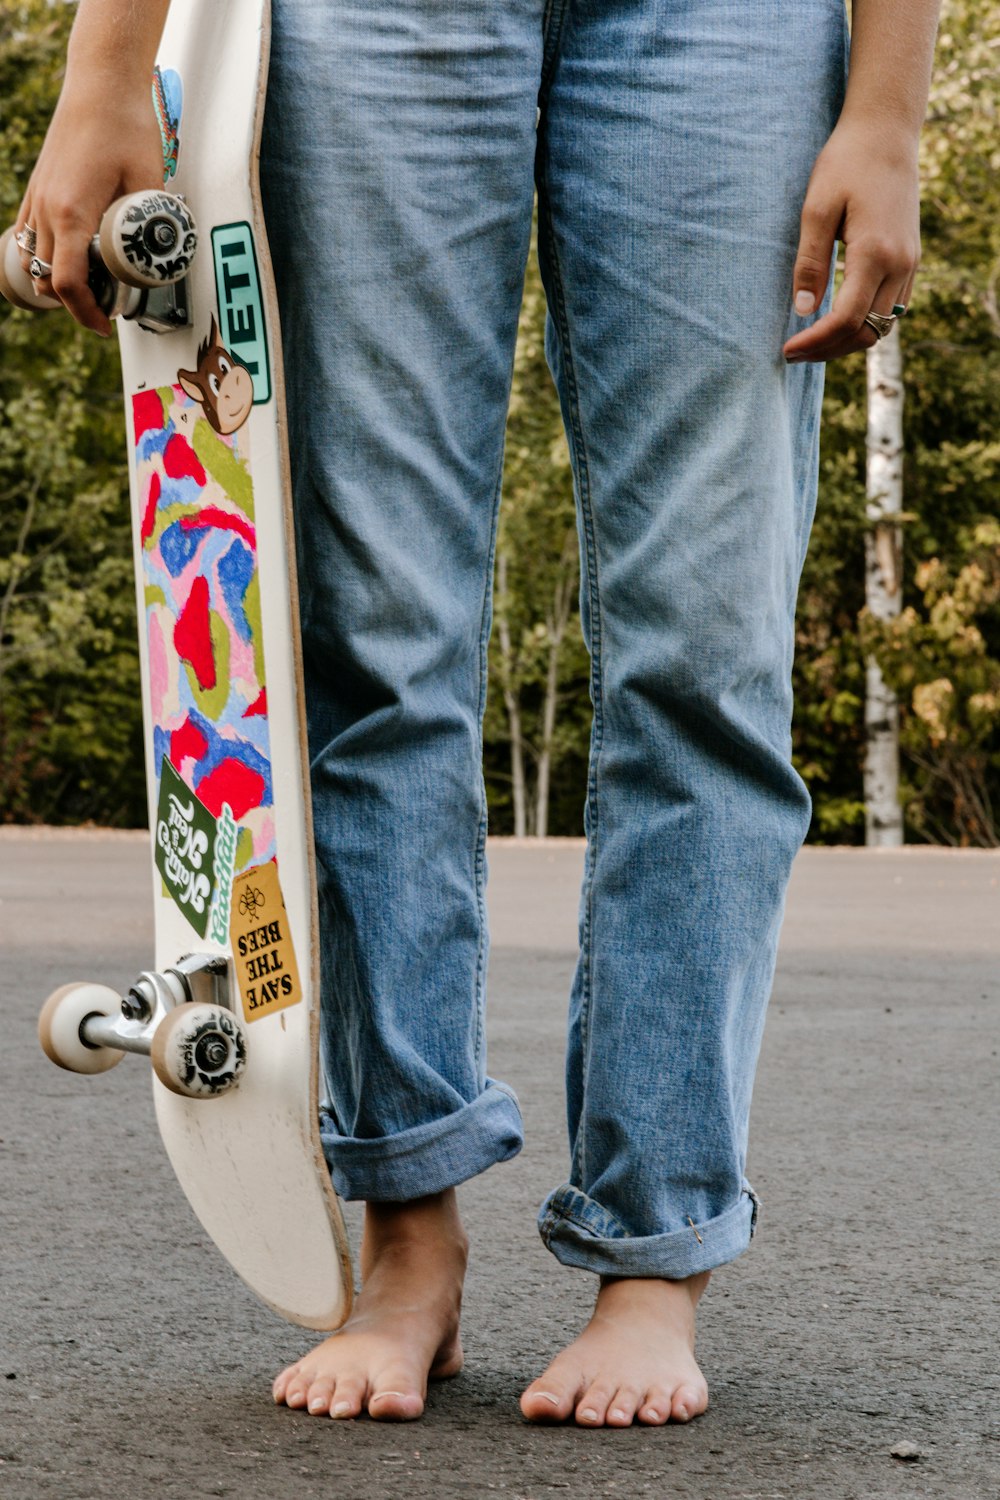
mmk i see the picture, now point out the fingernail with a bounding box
[333,1401,353,1418]
[785,355,804,364]
[794,289,816,315]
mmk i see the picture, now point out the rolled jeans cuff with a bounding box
[538,1181,762,1279]
[319,1080,524,1203]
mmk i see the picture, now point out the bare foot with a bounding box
[272,1189,468,1421]
[520,1272,711,1427]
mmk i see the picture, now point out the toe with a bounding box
[605,1386,642,1428]
[575,1383,615,1427]
[331,1375,366,1420]
[272,1364,299,1404]
[367,1388,424,1421]
[671,1382,708,1423]
[284,1378,309,1410]
[637,1386,672,1425]
[306,1378,334,1416]
[367,1364,426,1421]
[520,1375,577,1424]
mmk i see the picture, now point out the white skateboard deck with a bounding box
[118,0,352,1330]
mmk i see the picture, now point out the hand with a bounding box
[14,77,164,336]
[782,116,921,365]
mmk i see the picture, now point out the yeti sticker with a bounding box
[211,223,271,404]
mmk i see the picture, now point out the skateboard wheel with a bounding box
[38,983,125,1074]
[98,191,197,289]
[151,1003,247,1099]
[0,227,61,312]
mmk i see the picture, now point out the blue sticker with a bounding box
[153,66,183,181]
[211,224,272,405]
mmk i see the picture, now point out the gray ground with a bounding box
[1,831,998,1500]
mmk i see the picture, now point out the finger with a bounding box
[896,268,917,316]
[16,189,35,272]
[27,218,55,301]
[789,191,841,321]
[788,274,905,365]
[51,231,110,336]
[784,239,887,362]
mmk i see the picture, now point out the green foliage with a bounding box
[1,0,998,843]
[794,0,1000,843]
[0,0,146,825]
[485,232,590,836]
[861,516,1000,845]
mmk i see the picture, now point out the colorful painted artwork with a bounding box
[133,376,275,913]
[153,66,183,180]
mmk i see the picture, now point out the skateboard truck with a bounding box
[39,953,248,1100]
[0,189,197,333]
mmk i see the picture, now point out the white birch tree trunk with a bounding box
[534,531,577,839]
[864,324,905,847]
[495,552,527,837]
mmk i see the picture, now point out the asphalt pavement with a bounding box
[1,830,998,1500]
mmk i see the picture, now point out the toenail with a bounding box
[675,1404,689,1420]
[533,1392,561,1406]
[580,1408,599,1422]
[610,1408,627,1421]
[333,1402,353,1418]
[308,1395,327,1412]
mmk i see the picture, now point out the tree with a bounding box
[863,325,905,846]
[0,0,146,825]
[486,227,590,837]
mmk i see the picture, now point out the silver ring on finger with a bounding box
[29,255,53,281]
[15,225,38,254]
[863,304,908,340]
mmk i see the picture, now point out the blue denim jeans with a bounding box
[260,0,849,1279]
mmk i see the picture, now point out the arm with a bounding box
[15,0,171,334]
[782,0,942,365]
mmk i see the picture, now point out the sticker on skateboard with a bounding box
[230,862,303,1022]
[152,65,184,180]
[211,224,272,403]
[133,375,276,912]
[154,756,217,935]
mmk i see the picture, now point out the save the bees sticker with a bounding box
[229,861,302,1022]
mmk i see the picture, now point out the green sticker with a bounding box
[154,758,217,937]
[211,222,271,404]
[209,803,238,946]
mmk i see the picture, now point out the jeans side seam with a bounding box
[472,460,509,1072]
[535,187,604,1189]
[540,0,570,96]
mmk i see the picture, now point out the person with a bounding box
[18,0,940,1427]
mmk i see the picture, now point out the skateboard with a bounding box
[2,0,354,1332]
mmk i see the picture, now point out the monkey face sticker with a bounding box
[178,315,254,435]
